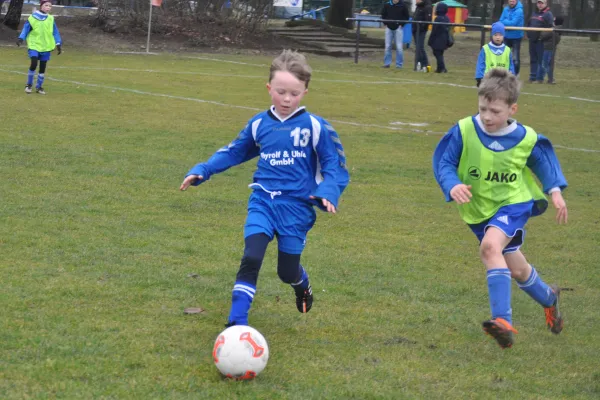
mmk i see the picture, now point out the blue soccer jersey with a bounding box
[186,106,349,208]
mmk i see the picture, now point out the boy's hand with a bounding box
[57,45,62,55]
[551,191,568,224]
[16,38,23,47]
[310,196,336,214]
[450,184,472,204]
[180,175,203,191]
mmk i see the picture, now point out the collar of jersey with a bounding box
[268,105,306,122]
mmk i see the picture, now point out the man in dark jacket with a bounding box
[540,15,563,84]
[381,0,410,68]
[412,0,432,71]
[527,0,554,82]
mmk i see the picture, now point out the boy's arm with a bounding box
[475,48,486,79]
[311,119,345,209]
[433,124,464,202]
[53,22,62,45]
[18,21,32,41]
[526,134,568,193]
[185,122,260,185]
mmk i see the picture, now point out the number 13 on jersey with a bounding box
[290,127,311,147]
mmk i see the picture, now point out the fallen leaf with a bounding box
[184,307,205,314]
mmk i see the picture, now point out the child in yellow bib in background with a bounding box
[475,22,514,87]
[17,0,62,95]
[433,68,568,349]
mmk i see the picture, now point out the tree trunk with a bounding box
[327,0,353,30]
[493,0,503,20]
[525,0,532,22]
[3,0,24,30]
[567,0,576,27]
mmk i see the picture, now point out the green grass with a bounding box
[1,39,600,399]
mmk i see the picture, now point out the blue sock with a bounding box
[517,266,556,307]
[36,73,45,89]
[227,281,256,326]
[27,70,35,86]
[290,265,309,294]
[487,269,513,324]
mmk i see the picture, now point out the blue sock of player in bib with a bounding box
[36,73,45,89]
[517,266,557,307]
[27,70,35,86]
[487,269,512,323]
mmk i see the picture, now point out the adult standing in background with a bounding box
[381,0,410,68]
[499,0,524,76]
[527,0,554,83]
[412,0,432,72]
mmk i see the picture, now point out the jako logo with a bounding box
[484,171,517,182]
[468,166,481,180]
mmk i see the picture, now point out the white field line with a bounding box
[0,68,441,135]
[1,67,599,152]
[183,56,600,104]
[0,64,423,85]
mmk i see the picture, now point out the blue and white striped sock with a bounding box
[487,268,513,324]
[227,281,256,326]
[517,266,556,307]
[290,265,309,294]
[27,70,35,86]
[36,73,45,89]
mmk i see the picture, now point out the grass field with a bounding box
[1,37,600,399]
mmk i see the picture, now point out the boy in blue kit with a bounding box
[433,68,568,349]
[16,0,62,95]
[180,50,349,327]
[475,22,515,87]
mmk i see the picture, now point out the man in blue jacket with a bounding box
[499,0,524,76]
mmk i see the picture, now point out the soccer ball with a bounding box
[213,325,269,380]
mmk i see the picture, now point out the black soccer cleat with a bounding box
[295,285,313,313]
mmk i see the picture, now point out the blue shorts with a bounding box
[469,201,534,254]
[28,50,51,62]
[244,191,316,255]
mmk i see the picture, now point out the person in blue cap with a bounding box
[475,22,515,87]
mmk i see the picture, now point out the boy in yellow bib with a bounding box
[475,22,514,87]
[433,68,568,349]
[16,0,62,95]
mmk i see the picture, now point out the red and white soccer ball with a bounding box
[213,325,269,380]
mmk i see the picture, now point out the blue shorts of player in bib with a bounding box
[244,190,316,255]
[28,50,51,61]
[469,201,534,254]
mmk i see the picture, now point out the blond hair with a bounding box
[269,50,312,88]
[478,68,521,105]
